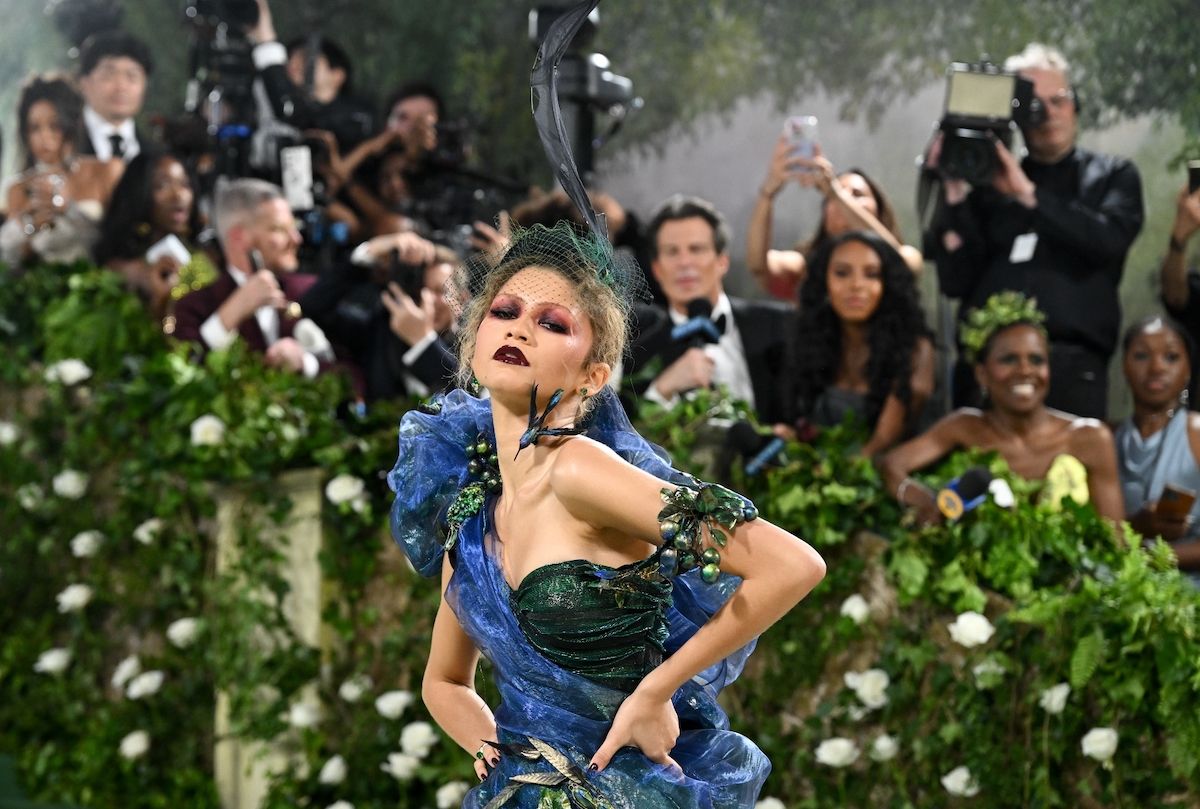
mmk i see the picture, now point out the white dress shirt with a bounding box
[199,266,321,378]
[83,106,139,161]
[647,293,757,409]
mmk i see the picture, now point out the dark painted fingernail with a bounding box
[479,771,485,781]
[489,756,499,767]
[588,763,598,772]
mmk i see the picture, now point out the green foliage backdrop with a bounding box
[3,265,1200,807]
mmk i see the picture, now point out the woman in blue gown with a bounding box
[389,222,826,807]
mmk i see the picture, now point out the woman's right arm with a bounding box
[878,411,970,524]
[747,135,807,292]
[422,555,498,774]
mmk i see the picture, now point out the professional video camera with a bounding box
[180,0,261,179]
[936,61,1045,186]
[528,4,640,179]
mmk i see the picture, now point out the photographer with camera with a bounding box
[924,43,1144,419]
[244,0,376,154]
[297,230,460,402]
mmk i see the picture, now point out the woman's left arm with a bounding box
[861,337,936,458]
[550,440,826,772]
[1073,421,1124,524]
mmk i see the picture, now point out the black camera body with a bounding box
[184,0,259,30]
[937,62,1045,186]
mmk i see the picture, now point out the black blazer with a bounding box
[624,297,795,424]
[298,263,458,401]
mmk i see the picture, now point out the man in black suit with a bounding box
[77,31,153,161]
[626,194,794,425]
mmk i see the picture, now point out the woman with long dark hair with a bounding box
[747,137,922,301]
[788,229,934,456]
[0,73,121,267]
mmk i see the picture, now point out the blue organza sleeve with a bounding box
[387,390,496,577]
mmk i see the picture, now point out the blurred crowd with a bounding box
[1,8,1198,577]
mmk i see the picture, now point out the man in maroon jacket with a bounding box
[173,178,330,377]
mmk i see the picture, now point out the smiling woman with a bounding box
[878,292,1124,526]
[788,230,934,457]
[389,221,826,807]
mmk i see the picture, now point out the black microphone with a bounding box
[670,297,722,349]
[726,421,787,476]
[936,466,993,520]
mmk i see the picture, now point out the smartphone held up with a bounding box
[784,115,819,162]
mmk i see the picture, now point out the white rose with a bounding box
[815,737,859,768]
[190,414,226,446]
[133,518,164,545]
[280,423,301,444]
[754,800,785,809]
[988,478,1015,508]
[52,469,88,499]
[0,420,19,446]
[119,730,150,760]
[844,668,890,710]
[265,404,286,420]
[17,483,44,511]
[1039,682,1071,715]
[400,720,438,758]
[325,474,366,505]
[839,594,870,625]
[436,781,471,809]
[126,670,165,700]
[34,647,72,675]
[338,675,373,703]
[112,655,141,689]
[948,611,995,648]
[44,359,92,386]
[375,689,414,719]
[70,530,105,558]
[318,754,347,785]
[327,803,354,809]
[166,617,200,648]
[870,734,899,762]
[287,701,321,728]
[972,659,1005,689]
[941,765,980,797]
[381,752,420,781]
[56,583,93,613]
[1081,727,1118,762]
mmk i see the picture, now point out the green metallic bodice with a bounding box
[510,555,671,693]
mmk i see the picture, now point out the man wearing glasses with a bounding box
[927,43,1144,419]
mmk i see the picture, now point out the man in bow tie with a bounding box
[626,195,794,424]
[77,31,153,162]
